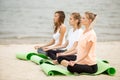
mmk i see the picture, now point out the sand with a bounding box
[0,41,120,80]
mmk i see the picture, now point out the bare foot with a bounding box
[52,60,58,64]
[34,46,40,50]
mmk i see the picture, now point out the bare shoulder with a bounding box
[60,24,66,30]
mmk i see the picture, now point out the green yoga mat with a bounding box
[16,52,115,76]
[37,53,49,59]
[31,55,53,65]
[16,52,49,60]
[16,52,37,60]
[94,59,116,76]
[41,63,72,76]
[40,59,116,76]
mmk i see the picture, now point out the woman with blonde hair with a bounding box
[57,11,98,74]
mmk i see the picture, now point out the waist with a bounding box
[78,58,97,65]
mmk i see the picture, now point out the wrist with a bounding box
[62,52,65,55]
[74,61,77,63]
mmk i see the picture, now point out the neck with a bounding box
[83,24,92,34]
[85,23,90,30]
[73,24,78,31]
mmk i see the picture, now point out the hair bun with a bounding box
[94,14,97,18]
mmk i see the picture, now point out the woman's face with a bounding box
[69,15,76,26]
[81,14,90,25]
[54,13,59,23]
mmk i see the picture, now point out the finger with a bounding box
[35,46,38,49]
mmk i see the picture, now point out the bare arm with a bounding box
[57,49,77,57]
[47,25,66,50]
[41,39,55,47]
[55,25,66,46]
[64,41,78,54]
[64,49,77,55]
[57,41,77,56]
[34,39,55,49]
[57,42,78,57]
[49,40,69,50]
[75,41,93,63]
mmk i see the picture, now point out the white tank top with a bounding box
[53,29,66,46]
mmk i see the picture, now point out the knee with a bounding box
[46,50,52,56]
[37,48,42,53]
[91,69,97,74]
[92,65,98,73]
[57,56,64,64]
[67,65,74,73]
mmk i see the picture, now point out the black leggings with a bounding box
[46,49,66,60]
[57,55,76,64]
[67,64,98,74]
[57,55,97,74]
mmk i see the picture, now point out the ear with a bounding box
[76,19,79,23]
[89,19,92,23]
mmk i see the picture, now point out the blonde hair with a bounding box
[71,12,81,29]
[85,11,97,29]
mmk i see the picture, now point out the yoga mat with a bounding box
[101,59,109,64]
[16,52,37,60]
[16,52,115,76]
[94,59,116,76]
[40,63,71,76]
[16,52,49,60]
[37,53,49,59]
[31,55,53,65]
[40,59,116,76]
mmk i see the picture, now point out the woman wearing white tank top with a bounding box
[34,11,66,54]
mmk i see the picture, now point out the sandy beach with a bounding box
[0,41,120,80]
[0,0,120,80]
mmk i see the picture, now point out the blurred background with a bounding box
[0,0,120,44]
